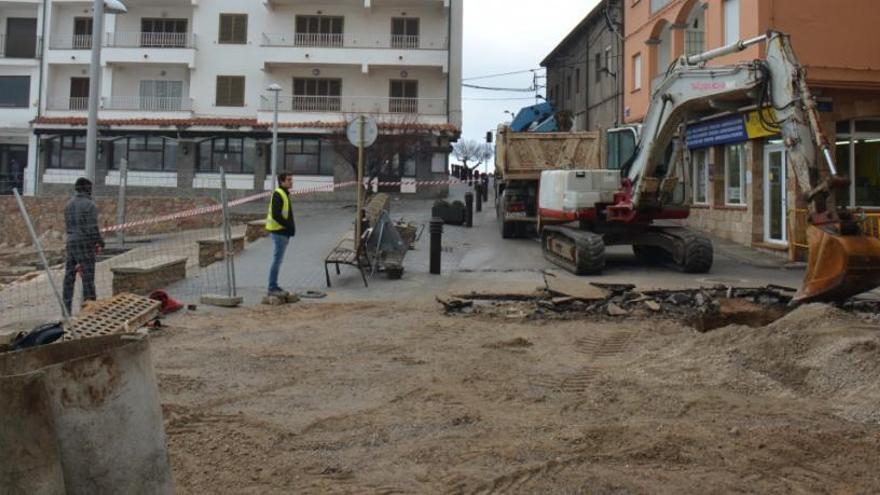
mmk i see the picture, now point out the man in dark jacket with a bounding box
[63,177,105,314]
[265,173,295,296]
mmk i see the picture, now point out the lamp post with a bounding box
[267,83,282,189]
[84,0,128,182]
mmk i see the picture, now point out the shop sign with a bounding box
[686,114,748,150]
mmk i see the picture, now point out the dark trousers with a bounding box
[63,242,97,314]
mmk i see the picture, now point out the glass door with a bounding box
[764,144,788,244]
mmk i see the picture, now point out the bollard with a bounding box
[475,183,483,212]
[482,178,489,202]
[464,192,474,228]
[430,217,443,275]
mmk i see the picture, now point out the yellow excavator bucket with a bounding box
[794,225,880,304]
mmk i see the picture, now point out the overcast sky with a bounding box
[461,0,602,154]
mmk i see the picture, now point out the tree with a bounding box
[452,139,493,171]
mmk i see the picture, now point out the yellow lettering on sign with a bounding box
[745,107,779,139]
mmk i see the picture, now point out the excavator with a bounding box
[539,30,880,304]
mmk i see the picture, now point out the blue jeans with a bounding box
[268,233,290,291]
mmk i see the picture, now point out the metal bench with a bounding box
[324,231,370,288]
[110,255,188,295]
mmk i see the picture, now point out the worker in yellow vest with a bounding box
[266,173,296,296]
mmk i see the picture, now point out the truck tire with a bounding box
[679,234,713,273]
[632,244,668,265]
[575,232,606,275]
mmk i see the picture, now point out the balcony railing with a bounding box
[261,32,446,50]
[50,32,196,49]
[103,96,193,111]
[49,97,90,111]
[49,34,93,50]
[105,32,196,49]
[260,95,446,115]
[0,35,42,58]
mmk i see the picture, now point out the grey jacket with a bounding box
[64,192,104,247]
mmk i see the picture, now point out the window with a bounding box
[650,0,671,14]
[724,143,747,205]
[219,14,247,44]
[391,18,419,48]
[685,6,705,56]
[575,69,581,94]
[835,118,880,207]
[112,136,177,171]
[395,153,417,177]
[632,53,642,91]
[140,18,188,48]
[723,0,740,45]
[5,18,38,58]
[390,80,418,113]
[293,78,341,111]
[431,152,447,173]
[139,80,184,111]
[691,149,708,204]
[595,52,602,82]
[272,138,334,176]
[566,75,572,100]
[198,137,258,174]
[605,46,612,73]
[606,128,637,170]
[73,17,93,49]
[216,76,245,107]
[0,76,29,108]
[295,15,344,47]
[45,135,86,169]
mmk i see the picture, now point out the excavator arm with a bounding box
[611,30,880,303]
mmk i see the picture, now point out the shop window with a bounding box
[692,149,709,204]
[198,137,258,174]
[45,135,86,169]
[112,136,177,171]
[396,153,417,177]
[724,143,747,205]
[273,138,333,176]
[835,118,880,207]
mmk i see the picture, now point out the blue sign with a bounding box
[686,114,748,150]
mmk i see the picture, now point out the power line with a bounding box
[463,83,539,92]
[462,68,543,82]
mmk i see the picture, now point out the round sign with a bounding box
[346,116,379,148]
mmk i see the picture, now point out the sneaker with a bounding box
[268,288,287,297]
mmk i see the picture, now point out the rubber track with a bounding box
[542,226,605,275]
[660,227,714,273]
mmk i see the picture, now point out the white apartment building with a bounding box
[6,0,462,198]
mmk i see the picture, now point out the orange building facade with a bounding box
[624,0,880,257]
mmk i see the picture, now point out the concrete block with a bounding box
[245,220,268,243]
[197,235,245,267]
[200,294,243,308]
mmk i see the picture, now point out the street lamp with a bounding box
[84,0,128,182]
[267,83,282,189]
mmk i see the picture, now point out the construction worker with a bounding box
[266,173,295,296]
[63,177,104,314]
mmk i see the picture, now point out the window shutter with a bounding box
[219,15,232,42]
[231,76,245,106]
[216,76,229,105]
[234,15,248,43]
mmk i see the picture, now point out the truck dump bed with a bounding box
[495,126,603,182]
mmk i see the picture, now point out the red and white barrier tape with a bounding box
[100,177,475,233]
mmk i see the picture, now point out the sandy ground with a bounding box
[153,296,880,494]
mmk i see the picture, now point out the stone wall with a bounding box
[0,196,222,247]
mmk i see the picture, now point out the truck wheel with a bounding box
[680,234,713,273]
[501,220,517,239]
[632,244,668,265]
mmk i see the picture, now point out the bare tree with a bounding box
[452,139,493,171]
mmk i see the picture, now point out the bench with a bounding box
[197,235,245,267]
[324,231,370,288]
[245,219,268,243]
[110,255,188,296]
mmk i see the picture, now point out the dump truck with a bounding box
[494,109,603,238]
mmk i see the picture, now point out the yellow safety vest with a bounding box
[265,187,291,232]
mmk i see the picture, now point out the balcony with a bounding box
[259,95,447,120]
[48,32,197,67]
[47,97,89,111]
[102,96,193,112]
[0,35,41,62]
[262,32,447,50]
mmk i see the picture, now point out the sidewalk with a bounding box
[704,233,807,270]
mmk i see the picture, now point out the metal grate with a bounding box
[64,293,161,341]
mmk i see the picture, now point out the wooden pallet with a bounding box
[64,293,161,341]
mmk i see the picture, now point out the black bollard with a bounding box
[475,184,483,212]
[430,217,443,275]
[464,192,474,228]
[482,178,489,202]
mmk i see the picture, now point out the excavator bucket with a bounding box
[794,225,880,304]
